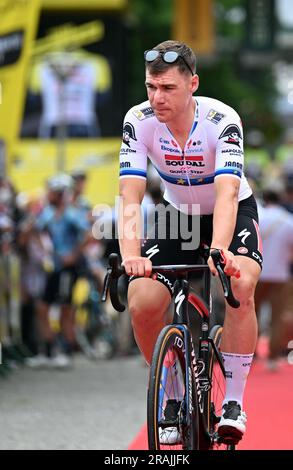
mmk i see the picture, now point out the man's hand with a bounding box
[208,249,241,279]
[122,256,152,277]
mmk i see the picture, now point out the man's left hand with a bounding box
[208,249,241,279]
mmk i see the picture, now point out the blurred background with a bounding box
[0,0,293,450]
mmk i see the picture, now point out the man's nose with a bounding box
[153,89,165,104]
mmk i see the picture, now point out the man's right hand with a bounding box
[122,256,152,277]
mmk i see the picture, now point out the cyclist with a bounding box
[118,40,262,442]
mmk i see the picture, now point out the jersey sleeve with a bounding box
[119,109,148,181]
[214,111,244,181]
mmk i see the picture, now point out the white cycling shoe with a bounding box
[218,401,247,441]
[159,427,181,445]
[159,399,182,445]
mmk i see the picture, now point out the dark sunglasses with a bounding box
[144,49,194,76]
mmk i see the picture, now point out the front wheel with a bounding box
[147,325,200,450]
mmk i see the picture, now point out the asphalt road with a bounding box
[0,354,148,450]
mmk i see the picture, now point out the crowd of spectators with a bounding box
[0,158,292,373]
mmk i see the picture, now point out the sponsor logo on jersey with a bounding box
[165,155,205,167]
[221,148,243,157]
[132,106,154,120]
[238,228,251,245]
[123,122,137,148]
[120,147,137,155]
[206,109,226,124]
[159,138,170,145]
[193,140,202,146]
[120,162,131,169]
[224,161,243,170]
[161,145,181,153]
[237,246,248,255]
[185,147,204,154]
[219,124,242,148]
[252,251,263,264]
[170,169,204,175]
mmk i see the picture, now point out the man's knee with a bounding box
[231,276,257,310]
[128,280,170,325]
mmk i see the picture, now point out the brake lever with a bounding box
[210,249,240,309]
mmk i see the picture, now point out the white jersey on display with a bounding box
[119,97,252,215]
[40,62,96,126]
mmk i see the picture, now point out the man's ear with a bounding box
[191,74,199,94]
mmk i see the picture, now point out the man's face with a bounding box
[145,66,199,123]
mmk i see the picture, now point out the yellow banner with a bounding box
[33,21,105,57]
[41,0,127,10]
[10,138,120,206]
[0,0,40,167]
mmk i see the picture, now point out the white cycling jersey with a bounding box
[119,96,252,215]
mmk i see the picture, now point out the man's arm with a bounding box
[211,175,239,249]
[209,176,241,278]
[119,177,152,277]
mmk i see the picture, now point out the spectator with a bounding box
[29,174,91,368]
[255,188,293,370]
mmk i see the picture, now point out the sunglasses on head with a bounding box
[144,49,194,76]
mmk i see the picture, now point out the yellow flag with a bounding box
[0,0,40,168]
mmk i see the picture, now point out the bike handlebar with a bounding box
[101,250,240,312]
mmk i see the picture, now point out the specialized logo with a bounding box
[146,244,160,259]
[238,228,251,245]
[132,106,154,120]
[123,122,137,147]
[219,124,242,148]
[206,109,225,124]
[175,289,185,316]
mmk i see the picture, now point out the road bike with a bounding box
[102,248,240,450]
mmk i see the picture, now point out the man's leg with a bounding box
[218,256,261,438]
[59,268,77,357]
[60,304,76,353]
[128,278,171,365]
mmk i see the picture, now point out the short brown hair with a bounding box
[145,40,196,76]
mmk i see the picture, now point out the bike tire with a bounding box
[147,325,200,450]
[205,324,236,450]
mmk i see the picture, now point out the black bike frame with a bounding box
[161,264,226,443]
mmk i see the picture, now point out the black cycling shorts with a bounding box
[130,194,263,295]
[42,267,78,305]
